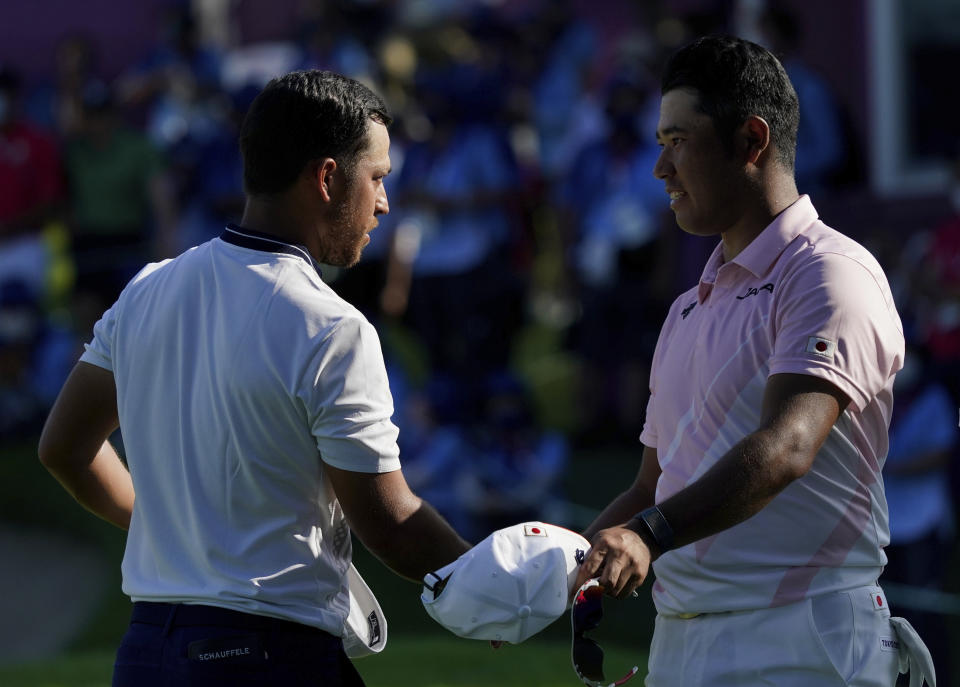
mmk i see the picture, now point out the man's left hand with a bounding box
[574,525,652,599]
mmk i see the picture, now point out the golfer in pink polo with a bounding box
[574,36,936,686]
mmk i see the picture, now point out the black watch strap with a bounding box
[631,506,675,553]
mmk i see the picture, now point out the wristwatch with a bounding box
[631,506,675,553]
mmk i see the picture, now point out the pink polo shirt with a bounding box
[641,195,904,615]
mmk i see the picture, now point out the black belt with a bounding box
[131,601,337,638]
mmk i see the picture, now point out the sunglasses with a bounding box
[571,579,639,687]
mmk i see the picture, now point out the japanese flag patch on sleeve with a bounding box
[805,336,836,359]
[523,524,548,537]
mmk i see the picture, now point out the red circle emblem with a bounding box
[816,341,828,352]
[531,527,541,534]
[876,595,883,607]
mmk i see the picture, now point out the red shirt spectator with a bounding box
[0,119,64,237]
[0,65,64,240]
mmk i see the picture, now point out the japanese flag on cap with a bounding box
[342,563,388,658]
[420,522,589,644]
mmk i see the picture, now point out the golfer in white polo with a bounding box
[39,70,470,687]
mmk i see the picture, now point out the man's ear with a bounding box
[313,158,338,201]
[739,115,771,165]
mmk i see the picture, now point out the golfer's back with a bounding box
[80,229,400,632]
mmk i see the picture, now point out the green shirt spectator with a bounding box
[66,124,166,237]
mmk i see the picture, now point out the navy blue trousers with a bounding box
[112,602,366,686]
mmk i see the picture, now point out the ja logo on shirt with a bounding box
[736,283,774,300]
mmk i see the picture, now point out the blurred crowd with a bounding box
[1,0,958,625]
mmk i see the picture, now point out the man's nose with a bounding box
[653,148,672,180]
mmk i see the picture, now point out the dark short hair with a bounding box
[661,35,799,170]
[240,70,392,196]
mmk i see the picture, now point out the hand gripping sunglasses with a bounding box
[571,579,639,687]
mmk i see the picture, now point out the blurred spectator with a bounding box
[758,5,849,194]
[882,342,957,686]
[0,278,73,438]
[557,76,669,443]
[173,86,249,249]
[24,34,99,138]
[115,4,222,117]
[0,278,45,437]
[0,64,64,302]
[114,8,232,243]
[219,1,386,103]
[458,371,570,540]
[383,64,525,378]
[114,5,224,234]
[394,367,570,543]
[918,157,960,378]
[392,371,475,537]
[530,0,603,182]
[64,80,177,336]
[294,0,386,80]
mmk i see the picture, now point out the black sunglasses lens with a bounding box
[573,634,606,682]
[573,584,604,633]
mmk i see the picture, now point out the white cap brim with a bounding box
[342,563,388,658]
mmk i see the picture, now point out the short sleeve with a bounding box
[769,252,904,411]
[79,300,119,371]
[639,389,659,449]
[640,299,685,449]
[302,317,401,473]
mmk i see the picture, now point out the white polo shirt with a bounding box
[641,196,904,615]
[80,225,401,634]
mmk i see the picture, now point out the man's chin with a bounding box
[319,242,366,269]
[332,249,364,270]
[676,215,719,238]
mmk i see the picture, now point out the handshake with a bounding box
[419,522,640,687]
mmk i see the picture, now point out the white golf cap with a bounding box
[420,521,589,644]
[342,563,388,658]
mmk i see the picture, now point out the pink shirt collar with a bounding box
[698,195,817,303]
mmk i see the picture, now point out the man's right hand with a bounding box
[574,523,654,600]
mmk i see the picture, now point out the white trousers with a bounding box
[646,584,935,686]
